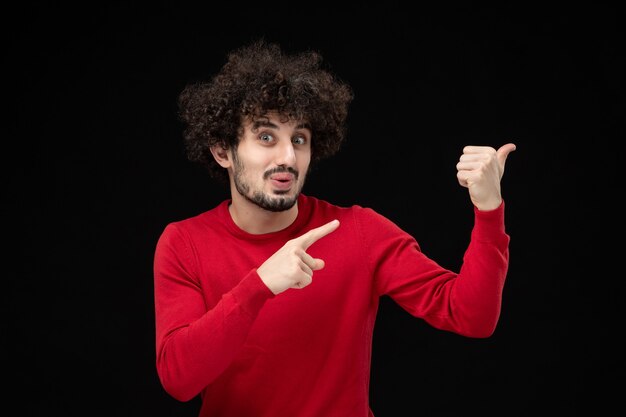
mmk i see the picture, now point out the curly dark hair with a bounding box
[177,39,354,183]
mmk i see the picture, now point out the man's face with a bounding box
[230,113,312,212]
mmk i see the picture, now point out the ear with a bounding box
[209,144,232,168]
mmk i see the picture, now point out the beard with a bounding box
[231,150,304,212]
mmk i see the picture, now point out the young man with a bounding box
[153,39,516,417]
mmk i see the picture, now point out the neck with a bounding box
[228,192,299,234]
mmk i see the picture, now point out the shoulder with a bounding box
[157,201,228,242]
[301,194,369,216]
[301,194,396,229]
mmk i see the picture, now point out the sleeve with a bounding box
[153,223,274,401]
[364,201,510,338]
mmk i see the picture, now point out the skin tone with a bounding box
[211,111,516,294]
[456,144,517,211]
[210,112,314,235]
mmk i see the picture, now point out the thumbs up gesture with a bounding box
[257,219,340,295]
[456,143,516,211]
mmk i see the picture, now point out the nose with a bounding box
[274,140,297,167]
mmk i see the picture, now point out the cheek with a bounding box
[297,151,312,170]
[236,151,266,174]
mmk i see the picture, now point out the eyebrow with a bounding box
[251,120,311,131]
[252,120,278,130]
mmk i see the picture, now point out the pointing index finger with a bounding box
[296,219,340,249]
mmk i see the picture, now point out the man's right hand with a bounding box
[257,219,340,295]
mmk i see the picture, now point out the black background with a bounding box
[7,3,624,416]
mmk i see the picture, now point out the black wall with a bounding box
[8,3,624,416]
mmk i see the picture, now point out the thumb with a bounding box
[497,143,516,167]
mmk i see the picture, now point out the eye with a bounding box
[292,135,307,145]
[259,133,274,143]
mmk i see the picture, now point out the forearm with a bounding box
[449,202,510,337]
[155,270,273,401]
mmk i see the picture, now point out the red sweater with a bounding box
[153,194,510,417]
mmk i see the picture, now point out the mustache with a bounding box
[264,166,299,180]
